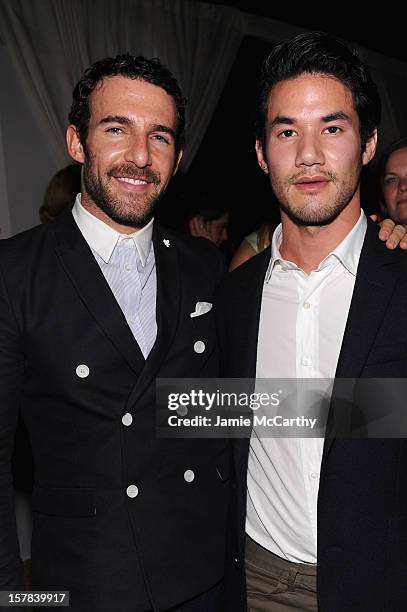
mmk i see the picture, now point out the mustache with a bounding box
[108,165,160,184]
[287,170,337,184]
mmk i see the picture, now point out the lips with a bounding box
[108,165,159,185]
[294,176,329,185]
[116,177,149,185]
[293,176,330,192]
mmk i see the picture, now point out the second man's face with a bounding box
[256,73,376,226]
[68,75,182,228]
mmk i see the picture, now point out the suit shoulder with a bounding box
[0,222,48,256]
[221,247,270,291]
[363,220,407,267]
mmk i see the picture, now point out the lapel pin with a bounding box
[163,239,171,248]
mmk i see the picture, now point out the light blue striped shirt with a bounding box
[72,195,157,358]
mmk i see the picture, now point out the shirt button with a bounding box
[184,469,195,483]
[310,472,319,480]
[303,302,311,309]
[76,364,90,378]
[194,341,205,354]
[125,263,133,271]
[122,413,133,426]
[126,485,139,498]
[177,405,188,416]
[302,357,312,366]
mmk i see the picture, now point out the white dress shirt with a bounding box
[72,195,157,358]
[246,211,367,563]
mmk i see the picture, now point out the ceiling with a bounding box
[202,1,407,64]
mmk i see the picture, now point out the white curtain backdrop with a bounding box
[0,0,244,171]
[0,115,11,239]
[1,2,407,235]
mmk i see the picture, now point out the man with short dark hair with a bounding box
[0,54,228,612]
[217,32,407,611]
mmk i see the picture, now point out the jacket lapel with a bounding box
[234,247,272,378]
[322,219,401,464]
[125,225,181,408]
[53,210,146,374]
[229,248,272,490]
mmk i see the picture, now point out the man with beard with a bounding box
[0,55,229,611]
[217,33,407,611]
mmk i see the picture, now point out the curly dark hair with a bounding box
[254,31,381,153]
[68,54,186,153]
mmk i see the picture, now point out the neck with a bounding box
[279,200,361,273]
[80,193,142,234]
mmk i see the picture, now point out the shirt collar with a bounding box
[71,194,153,266]
[266,210,367,282]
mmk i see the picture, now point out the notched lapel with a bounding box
[125,226,181,408]
[234,247,271,378]
[335,223,400,379]
[52,211,145,375]
[323,221,401,464]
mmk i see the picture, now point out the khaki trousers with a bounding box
[245,536,318,611]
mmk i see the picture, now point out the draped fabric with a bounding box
[0,1,407,235]
[0,0,244,170]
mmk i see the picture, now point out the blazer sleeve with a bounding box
[0,263,24,589]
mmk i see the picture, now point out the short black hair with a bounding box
[255,31,381,152]
[68,53,186,153]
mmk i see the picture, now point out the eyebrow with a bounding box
[269,111,352,128]
[99,115,176,139]
[321,112,352,123]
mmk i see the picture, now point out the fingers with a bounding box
[400,227,407,250]
[377,217,394,242]
[379,219,407,249]
[188,217,200,237]
[189,216,214,242]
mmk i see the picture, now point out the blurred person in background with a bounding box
[39,163,81,223]
[188,205,229,247]
[379,137,407,225]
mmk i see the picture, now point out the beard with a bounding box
[82,156,164,228]
[272,167,361,227]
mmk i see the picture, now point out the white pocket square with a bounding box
[190,301,213,318]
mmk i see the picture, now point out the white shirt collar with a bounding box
[266,209,367,282]
[71,194,153,266]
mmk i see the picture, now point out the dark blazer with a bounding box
[0,210,230,612]
[216,217,407,612]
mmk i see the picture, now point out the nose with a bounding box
[398,176,407,192]
[126,134,152,168]
[295,133,324,168]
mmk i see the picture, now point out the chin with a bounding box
[287,206,345,227]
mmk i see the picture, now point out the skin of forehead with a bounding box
[89,75,177,128]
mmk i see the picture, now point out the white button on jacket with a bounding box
[184,470,195,483]
[126,485,139,498]
[122,413,133,426]
[194,341,205,354]
[76,364,90,378]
